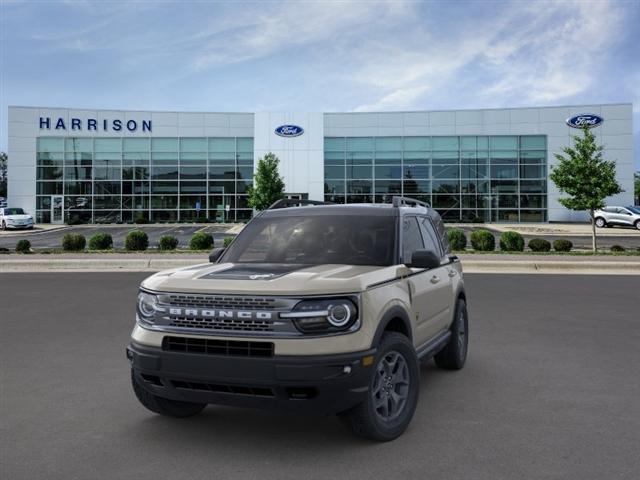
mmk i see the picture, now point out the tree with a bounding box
[247,152,285,211]
[549,127,623,252]
[634,172,640,205]
[0,152,7,198]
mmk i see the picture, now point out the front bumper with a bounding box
[4,223,33,229]
[127,341,376,415]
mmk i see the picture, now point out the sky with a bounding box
[1,0,639,168]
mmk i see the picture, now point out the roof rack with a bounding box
[268,198,334,210]
[391,196,430,208]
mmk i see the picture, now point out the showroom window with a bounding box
[324,135,547,222]
[36,136,254,223]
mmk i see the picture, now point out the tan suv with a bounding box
[127,197,469,441]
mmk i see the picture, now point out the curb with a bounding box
[0,258,206,272]
[462,260,640,275]
[1,258,639,274]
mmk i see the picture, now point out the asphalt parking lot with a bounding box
[0,225,233,249]
[1,273,639,479]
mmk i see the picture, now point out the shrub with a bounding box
[195,216,209,224]
[553,239,573,252]
[528,238,551,252]
[223,236,234,248]
[189,232,214,250]
[125,230,149,251]
[158,235,179,251]
[15,239,31,253]
[62,233,86,252]
[470,229,495,251]
[471,217,485,224]
[447,228,467,251]
[134,216,149,224]
[88,233,113,250]
[610,244,625,252]
[499,231,525,252]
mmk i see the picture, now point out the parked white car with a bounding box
[0,207,35,230]
[594,206,640,230]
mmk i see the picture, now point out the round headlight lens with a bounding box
[137,292,157,321]
[327,303,353,327]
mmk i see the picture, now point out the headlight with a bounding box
[136,291,158,325]
[281,297,359,334]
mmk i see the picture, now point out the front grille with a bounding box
[168,316,274,332]
[167,294,277,310]
[162,336,274,357]
[171,380,274,397]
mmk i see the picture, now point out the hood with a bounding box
[141,262,403,295]
[4,214,32,220]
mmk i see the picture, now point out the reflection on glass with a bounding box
[324,135,547,222]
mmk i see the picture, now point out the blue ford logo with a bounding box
[275,125,304,137]
[566,114,603,129]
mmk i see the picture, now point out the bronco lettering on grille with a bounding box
[168,308,273,320]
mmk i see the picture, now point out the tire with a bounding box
[635,220,640,231]
[434,298,469,370]
[595,217,606,228]
[131,370,206,418]
[1,221,5,231]
[339,332,419,442]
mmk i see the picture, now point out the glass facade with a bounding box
[36,137,254,223]
[324,135,547,222]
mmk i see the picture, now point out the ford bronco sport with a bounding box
[127,197,469,441]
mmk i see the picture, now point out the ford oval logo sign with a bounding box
[566,114,603,129]
[275,125,304,137]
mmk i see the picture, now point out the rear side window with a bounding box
[419,217,443,257]
[402,217,424,263]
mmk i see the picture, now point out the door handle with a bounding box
[430,275,440,284]
[448,269,457,278]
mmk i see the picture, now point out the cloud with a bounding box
[479,1,625,103]
[354,85,430,112]
[351,0,631,111]
[191,0,409,71]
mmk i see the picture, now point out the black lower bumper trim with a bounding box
[127,342,376,415]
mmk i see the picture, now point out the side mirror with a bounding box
[405,250,441,269]
[209,247,226,263]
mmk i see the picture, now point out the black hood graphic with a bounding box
[199,263,312,280]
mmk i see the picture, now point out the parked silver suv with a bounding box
[594,206,640,230]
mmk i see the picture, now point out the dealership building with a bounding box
[6,103,634,224]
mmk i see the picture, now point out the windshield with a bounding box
[626,206,640,214]
[222,215,397,266]
[4,208,25,215]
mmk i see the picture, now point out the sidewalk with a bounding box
[449,222,640,237]
[1,252,639,274]
[0,222,243,238]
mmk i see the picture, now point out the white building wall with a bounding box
[325,103,634,222]
[7,104,634,223]
[253,112,324,201]
[7,107,253,216]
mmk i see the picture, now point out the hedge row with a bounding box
[446,228,575,252]
[45,231,222,251]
